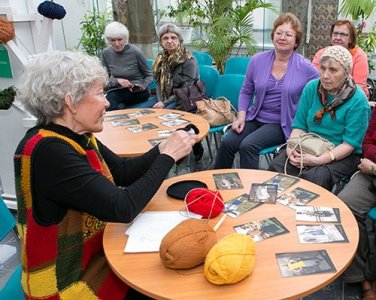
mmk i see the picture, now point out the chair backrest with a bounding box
[192,51,213,66]
[0,196,24,299]
[224,56,251,75]
[213,74,246,108]
[199,65,220,98]
[146,59,157,91]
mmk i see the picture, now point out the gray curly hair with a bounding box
[17,50,108,125]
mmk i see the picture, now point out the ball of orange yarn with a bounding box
[159,219,217,269]
[0,17,15,44]
[204,233,256,285]
[185,188,224,219]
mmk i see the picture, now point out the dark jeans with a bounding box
[214,120,286,169]
[106,88,150,111]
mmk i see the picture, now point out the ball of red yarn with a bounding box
[185,188,224,219]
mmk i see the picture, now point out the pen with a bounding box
[213,214,227,231]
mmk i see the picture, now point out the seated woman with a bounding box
[102,21,154,110]
[14,50,198,299]
[337,107,376,299]
[152,23,199,110]
[312,20,370,100]
[269,45,370,190]
[213,12,318,170]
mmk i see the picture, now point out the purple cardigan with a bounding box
[239,50,319,139]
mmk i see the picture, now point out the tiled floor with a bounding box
[170,135,371,300]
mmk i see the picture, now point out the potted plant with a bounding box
[167,0,275,73]
[77,7,112,57]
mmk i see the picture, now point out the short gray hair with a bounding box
[158,23,183,43]
[17,51,108,125]
[104,21,129,43]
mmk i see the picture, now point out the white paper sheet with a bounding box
[124,211,201,253]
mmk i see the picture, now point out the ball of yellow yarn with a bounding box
[204,233,256,285]
[159,219,217,269]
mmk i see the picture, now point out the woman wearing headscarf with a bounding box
[269,45,370,190]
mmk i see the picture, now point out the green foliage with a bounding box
[0,86,16,110]
[167,0,275,73]
[358,25,376,71]
[339,0,376,21]
[77,8,112,57]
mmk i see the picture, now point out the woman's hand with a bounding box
[117,78,133,88]
[288,150,320,168]
[153,101,165,109]
[158,130,198,162]
[232,111,246,134]
[358,158,375,175]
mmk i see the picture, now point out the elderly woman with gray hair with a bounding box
[14,50,198,299]
[102,21,154,110]
[268,45,370,190]
[152,23,199,109]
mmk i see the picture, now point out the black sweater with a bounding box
[22,124,174,225]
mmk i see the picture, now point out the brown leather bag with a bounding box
[173,80,207,112]
[196,97,237,127]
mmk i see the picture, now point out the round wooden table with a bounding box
[103,169,359,300]
[95,108,210,157]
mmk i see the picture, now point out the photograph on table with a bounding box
[157,113,183,121]
[126,109,155,118]
[111,119,140,127]
[148,138,167,146]
[126,123,158,133]
[233,217,289,242]
[249,183,278,204]
[104,113,130,121]
[161,118,189,127]
[263,173,299,193]
[213,172,244,190]
[277,187,319,209]
[224,193,262,218]
[157,130,175,137]
[295,206,340,223]
[276,250,336,277]
[296,224,348,244]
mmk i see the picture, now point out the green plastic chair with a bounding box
[224,57,251,75]
[192,51,213,66]
[199,65,220,98]
[204,74,245,158]
[0,196,24,299]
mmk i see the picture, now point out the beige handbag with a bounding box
[196,97,237,127]
[285,132,335,174]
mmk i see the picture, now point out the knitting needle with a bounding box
[213,214,227,231]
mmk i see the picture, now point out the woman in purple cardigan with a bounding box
[214,12,319,169]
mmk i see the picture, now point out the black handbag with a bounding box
[173,80,207,112]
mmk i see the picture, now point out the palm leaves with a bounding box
[168,0,275,73]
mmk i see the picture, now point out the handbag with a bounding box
[173,80,207,112]
[196,97,237,127]
[284,132,335,175]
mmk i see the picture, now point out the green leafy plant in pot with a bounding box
[167,0,275,73]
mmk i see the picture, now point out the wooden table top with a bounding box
[103,169,359,300]
[94,108,210,157]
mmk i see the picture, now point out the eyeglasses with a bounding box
[161,35,179,41]
[332,31,349,38]
[274,31,296,39]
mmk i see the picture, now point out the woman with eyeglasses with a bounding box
[312,20,370,100]
[102,21,155,111]
[214,12,318,170]
[152,23,199,110]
